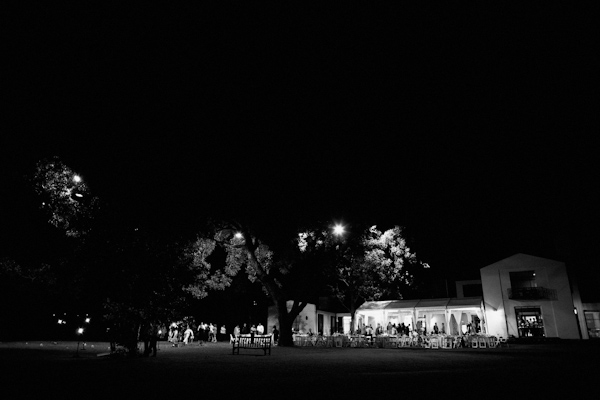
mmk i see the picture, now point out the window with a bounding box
[508,270,556,300]
[515,307,545,338]
[584,311,600,339]
[293,314,302,332]
[510,270,536,288]
[317,314,324,335]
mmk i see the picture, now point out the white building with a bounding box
[267,299,352,335]
[268,254,599,340]
[481,253,591,339]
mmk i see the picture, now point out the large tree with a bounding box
[297,224,429,332]
[25,157,206,349]
[31,156,99,237]
[186,221,318,347]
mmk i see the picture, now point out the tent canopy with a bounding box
[356,297,483,312]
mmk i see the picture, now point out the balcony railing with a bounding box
[507,287,557,300]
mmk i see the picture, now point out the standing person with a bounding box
[257,322,264,335]
[142,322,151,356]
[183,325,194,345]
[197,323,205,346]
[241,323,250,334]
[233,325,240,338]
[148,322,158,357]
[209,323,216,342]
[168,325,179,347]
[219,324,226,341]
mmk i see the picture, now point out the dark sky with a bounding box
[3,4,598,299]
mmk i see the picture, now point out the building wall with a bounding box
[267,301,316,335]
[267,301,351,335]
[481,254,583,339]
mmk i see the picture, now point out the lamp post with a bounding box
[74,327,84,358]
[82,316,90,350]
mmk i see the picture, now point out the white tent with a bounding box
[355,297,485,334]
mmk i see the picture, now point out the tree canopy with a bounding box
[297,223,429,331]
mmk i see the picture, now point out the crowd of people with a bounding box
[354,321,447,337]
[166,321,223,346]
[230,323,280,344]
[163,321,280,347]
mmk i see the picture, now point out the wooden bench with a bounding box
[232,334,272,355]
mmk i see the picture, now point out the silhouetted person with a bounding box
[143,322,159,356]
[241,323,250,334]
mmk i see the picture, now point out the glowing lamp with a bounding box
[333,224,345,236]
[77,328,84,335]
[73,175,82,183]
[85,318,91,323]
[235,232,243,239]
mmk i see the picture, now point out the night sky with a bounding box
[3,4,598,301]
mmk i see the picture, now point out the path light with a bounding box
[74,328,84,358]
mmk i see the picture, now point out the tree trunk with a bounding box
[274,298,307,347]
[350,303,357,334]
[277,302,294,347]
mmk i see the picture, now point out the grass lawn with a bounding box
[1,339,598,398]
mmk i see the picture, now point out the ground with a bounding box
[1,340,598,398]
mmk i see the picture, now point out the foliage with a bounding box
[31,156,99,237]
[187,222,310,346]
[297,223,429,330]
[80,226,201,350]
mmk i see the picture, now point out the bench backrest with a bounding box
[237,335,272,347]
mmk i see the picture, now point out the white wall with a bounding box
[481,254,582,339]
[267,301,316,334]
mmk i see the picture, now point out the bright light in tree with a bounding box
[77,328,84,335]
[235,232,243,239]
[73,175,82,183]
[333,224,345,236]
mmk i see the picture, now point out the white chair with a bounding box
[478,337,487,348]
[423,338,431,349]
[453,336,462,348]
